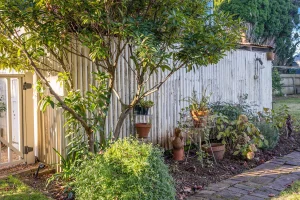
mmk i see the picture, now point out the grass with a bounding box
[0,176,48,200]
[275,181,300,200]
[274,95,300,119]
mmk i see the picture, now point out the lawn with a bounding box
[274,95,300,119]
[0,176,48,200]
[275,181,300,200]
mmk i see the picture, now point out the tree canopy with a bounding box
[216,0,300,65]
[0,0,242,152]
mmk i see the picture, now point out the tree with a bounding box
[0,0,242,153]
[217,0,300,65]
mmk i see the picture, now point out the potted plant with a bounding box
[266,52,275,61]
[135,122,152,138]
[139,99,154,115]
[186,90,211,128]
[172,128,184,161]
[202,143,225,160]
[134,99,154,115]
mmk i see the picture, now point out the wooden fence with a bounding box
[35,48,272,167]
[279,74,300,95]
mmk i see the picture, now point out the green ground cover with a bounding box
[275,181,300,200]
[0,176,48,200]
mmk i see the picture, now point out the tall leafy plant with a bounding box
[0,0,242,152]
[217,0,300,65]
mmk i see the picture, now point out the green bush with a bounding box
[256,122,279,150]
[210,101,255,121]
[72,138,175,200]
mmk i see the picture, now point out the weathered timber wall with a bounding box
[36,48,272,166]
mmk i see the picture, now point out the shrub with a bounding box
[72,138,175,200]
[256,122,279,150]
[210,101,255,121]
[217,114,265,160]
[272,68,283,96]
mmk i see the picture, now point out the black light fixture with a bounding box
[23,82,32,90]
[34,163,45,178]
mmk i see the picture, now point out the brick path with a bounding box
[189,151,300,200]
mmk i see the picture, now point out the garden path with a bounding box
[189,150,300,200]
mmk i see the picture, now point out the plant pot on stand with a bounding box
[266,52,275,61]
[135,123,151,138]
[191,110,209,128]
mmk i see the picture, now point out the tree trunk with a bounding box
[86,128,95,153]
[113,107,132,139]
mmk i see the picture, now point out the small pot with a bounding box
[134,105,142,115]
[173,148,184,161]
[141,107,149,115]
[266,52,275,61]
[203,143,225,160]
[135,123,151,138]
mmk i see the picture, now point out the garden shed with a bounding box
[29,44,273,168]
[0,44,273,168]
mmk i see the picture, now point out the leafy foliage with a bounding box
[258,106,289,130]
[217,0,300,65]
[256,122,279,150]
[216,114,265,160]
[210,101,255,121]
[272,68,283,96]
[72,138,175,200]
[139,99,154,108]
[0,0,242,141]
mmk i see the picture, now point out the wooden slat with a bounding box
[37,45,273,168]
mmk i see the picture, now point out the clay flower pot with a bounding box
[266,52,275,61]
[203,143,225,160]
[173,148,184,161]
[135,123,151,138]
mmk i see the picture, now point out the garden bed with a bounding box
[166,132,300,199]
[0,132,299,200]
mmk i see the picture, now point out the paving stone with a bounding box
[285,160,300,166]
[242,181,261,189]
[205,182,231,192]
[187,151,300,200]
[222,178,243,185]
[285,151,300,158]
[231,174,254,182]
[215,190,243,199]
[239,195,265,200]
[250,176,275,184]
[191,194,220,200]
[256,186,281,196]
[197,190,216,195]
[227,186,249,195]
[248,191,269,199]
[254,163,280,171]
[234,184,256,192]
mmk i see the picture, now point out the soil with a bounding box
[16,169,71,200]
[1,131,299,200]
[165,132,300,199]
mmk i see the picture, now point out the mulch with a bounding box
[165,132,300,199]
[0,131,299,200]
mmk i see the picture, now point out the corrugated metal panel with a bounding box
[36,47,272,165]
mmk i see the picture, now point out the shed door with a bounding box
[0,77,24,167]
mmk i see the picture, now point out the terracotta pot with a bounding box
[173,148,184,161]
[203,143,225,160]
[135,123,151,138]
[266,52,275,61]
